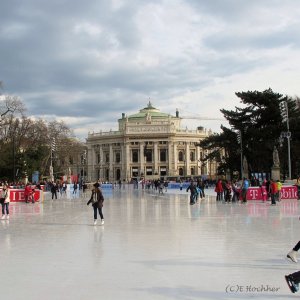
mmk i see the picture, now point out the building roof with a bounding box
[127,101,172,119]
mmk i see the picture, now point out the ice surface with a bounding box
[0,186,299,299]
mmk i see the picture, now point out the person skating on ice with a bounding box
[87,182,104,225]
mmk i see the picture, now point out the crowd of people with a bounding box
[214,177,285,205]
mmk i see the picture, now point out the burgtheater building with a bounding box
[86,102,218,182]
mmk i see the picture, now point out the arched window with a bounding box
[115,152,120,163]
[132,150,138,162]
[178,151,184,161]
[179,167,184,176]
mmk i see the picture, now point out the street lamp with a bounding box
[280,101,292,180]
[237,130,243,179]
[82,150,87,182]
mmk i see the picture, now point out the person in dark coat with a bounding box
[87,183,104,225]
[186,181,197,205]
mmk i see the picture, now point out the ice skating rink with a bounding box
[0,186,299,300]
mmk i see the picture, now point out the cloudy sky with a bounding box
[1,0,299,139]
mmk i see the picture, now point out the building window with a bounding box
[116,169,121,180]
[105,153,109,163]
[178,151,184,162]
[145,150,152,162]
[132,167,138,178]
[160,149,167,162]
[97,153,101,164]
[146,167,152,176]
[179,167,184,176]
[115,152,120,163]
[191,167,195,175]
[132,150,138,162]
[160,167,167,176]
[190,151,195,162]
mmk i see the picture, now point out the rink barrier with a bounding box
[238,186,298,200]
[8,188,43,202]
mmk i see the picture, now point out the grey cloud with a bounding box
[1,0,299,139]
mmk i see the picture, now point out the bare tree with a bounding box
[0,95,25,119]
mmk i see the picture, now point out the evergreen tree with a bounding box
[200,88,300,179]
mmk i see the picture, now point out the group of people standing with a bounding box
[214,177,283,204]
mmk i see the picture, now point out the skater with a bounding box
[231,180,240,202]
[1,185,10,220]
[73,182,78,194]
[158,180,164,194]
[87,183,104,225]
[270,179,278,205]
[24,183,33,203]
[287,241,300,263]
[179,180,183,191]
[241,177,249,203]
[224,180,232,203]
[62,182,67,194]
[215,179,223,201]
[51,182,58,199]
[186,180,197,205]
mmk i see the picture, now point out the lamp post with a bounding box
[280,101,292,180]
[82,150,87,182]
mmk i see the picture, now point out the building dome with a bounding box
[127,101,172,120]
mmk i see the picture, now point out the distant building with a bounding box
[86,102,219,182]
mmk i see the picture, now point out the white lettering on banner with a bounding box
[249,189,259,200]
[240,186,297,200]
[10,191,16,201]
[281,187,297,199]
[9,189,41,202]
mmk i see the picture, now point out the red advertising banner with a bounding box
[241,186,298,201]
[9,189,42,202]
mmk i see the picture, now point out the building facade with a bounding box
[86,102,218,182]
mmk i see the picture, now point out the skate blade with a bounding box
[285,275,297,293]
[286,255,297,263]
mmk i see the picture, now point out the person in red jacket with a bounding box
[24,183,34,203]
[270,179,278,205]
[215,179,223,201]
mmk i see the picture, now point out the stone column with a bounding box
[109,144,113,182]
[154,142,158,175]
[125,142,130,181]
[173,142,177,175]
[99,146,104,180]
[139,143,144,177]
[185,142,190,176]
[196,146,201,176]
[168,142,173,176]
